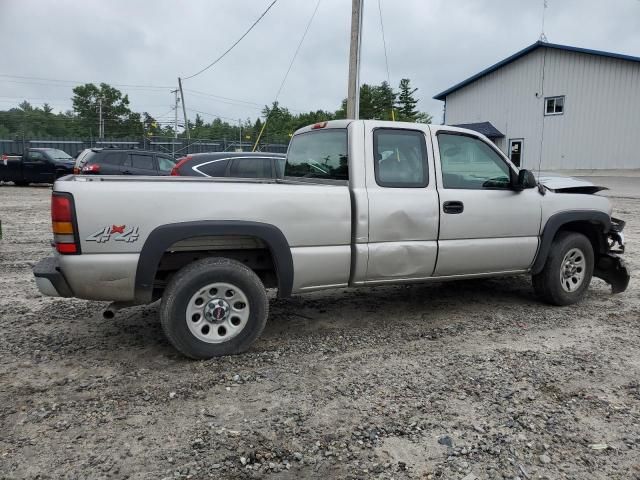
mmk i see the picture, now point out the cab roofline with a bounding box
[293,119,354,136]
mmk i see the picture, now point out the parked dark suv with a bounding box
[75,148,176,176]
[171,152,286,178]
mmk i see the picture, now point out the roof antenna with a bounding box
[539,0,548,42]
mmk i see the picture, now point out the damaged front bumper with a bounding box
[593,217,630,294]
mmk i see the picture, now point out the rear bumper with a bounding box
[33,256,73,297]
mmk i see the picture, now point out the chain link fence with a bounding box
[0,136,288,158]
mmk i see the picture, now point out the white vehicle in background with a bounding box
[33,120,629,359]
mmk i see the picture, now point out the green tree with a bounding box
[396,78,418,121]
[335,81,396,120]
[414,111,433,124]
[72,83,140,137]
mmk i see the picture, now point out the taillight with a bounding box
[171,156,191,176]
[311,121,328,129]
[81,163,100,174]
[51,192,80,255]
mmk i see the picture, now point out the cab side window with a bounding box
[29,151,45,161]
[373,129,428,188]
[438,134,511,189]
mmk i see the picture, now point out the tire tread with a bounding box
[160,257,268,359]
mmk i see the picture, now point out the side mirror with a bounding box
[514,169,537,190]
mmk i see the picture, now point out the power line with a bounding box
[182,0,278,80]
[377,0,394,121]
[0,74,172,90]
[186,107,243,124]
[184,88,308,114]
[184,89,263,108]
[253,0,322,150]
[378,0,392,87]
[273,0,321,101]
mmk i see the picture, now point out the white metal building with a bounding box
[434,41,640,170]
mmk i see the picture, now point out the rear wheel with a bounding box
[160,257,268,359]
[532,231,594,305]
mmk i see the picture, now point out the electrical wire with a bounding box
[184,88,307,114]
[252,0,321,150]
[184,89,263,107]
[186,107,244,124]
[377,0,395,121]
[182,0,278,80]
[378,0,391,87]
[0,74,172,90]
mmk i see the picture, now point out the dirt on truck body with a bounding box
[1,185,639,479]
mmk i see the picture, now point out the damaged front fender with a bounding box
[594,253,630,294]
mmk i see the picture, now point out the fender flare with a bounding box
[134,220,294,303]
[531,210,611,275]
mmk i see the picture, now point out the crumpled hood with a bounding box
[536,172,608,194]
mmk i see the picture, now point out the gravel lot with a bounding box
[1,184,639,480]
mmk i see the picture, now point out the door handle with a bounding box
[443,200,464,214]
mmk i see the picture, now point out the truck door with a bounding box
[432,129,541,276]
[23,150,52,183]
[364,125,439,283]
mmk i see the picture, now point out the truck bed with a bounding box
[54,175,353,295]
[0,156,23,182]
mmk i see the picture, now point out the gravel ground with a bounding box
[1,185,639,480]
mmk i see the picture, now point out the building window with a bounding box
[545,96,565,116]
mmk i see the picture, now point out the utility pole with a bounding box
[97,97,104,139]
[239,119,242,151]
[346,0,363,119]
[178,77,190,140]
[172,89,179,157]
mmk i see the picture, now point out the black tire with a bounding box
[160,257,268,359]
[532,231,594,306]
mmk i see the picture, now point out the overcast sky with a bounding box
[1,0,639,125]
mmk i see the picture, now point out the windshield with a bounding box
[48,149,72,160]
[285,129,348,180]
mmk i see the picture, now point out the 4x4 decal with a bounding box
[86,225,140,243]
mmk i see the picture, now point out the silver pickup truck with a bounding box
[34,120,629,359]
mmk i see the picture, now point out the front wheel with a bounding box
[160,257,268,359]
[532,232,594,306]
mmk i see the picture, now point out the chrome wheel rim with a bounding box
[186,282,250,343]
[560,248,586,293]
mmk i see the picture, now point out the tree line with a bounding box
[0,78,432,145]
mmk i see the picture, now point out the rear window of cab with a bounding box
[285,129,348,181]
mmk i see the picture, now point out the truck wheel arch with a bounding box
[134,221,294,303]
[531,210,611,275]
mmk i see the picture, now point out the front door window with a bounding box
[438,133,512,189]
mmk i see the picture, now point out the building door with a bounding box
[509,139,523,167]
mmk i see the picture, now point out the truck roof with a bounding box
[292,119,441,137]
[293,119,353,136]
